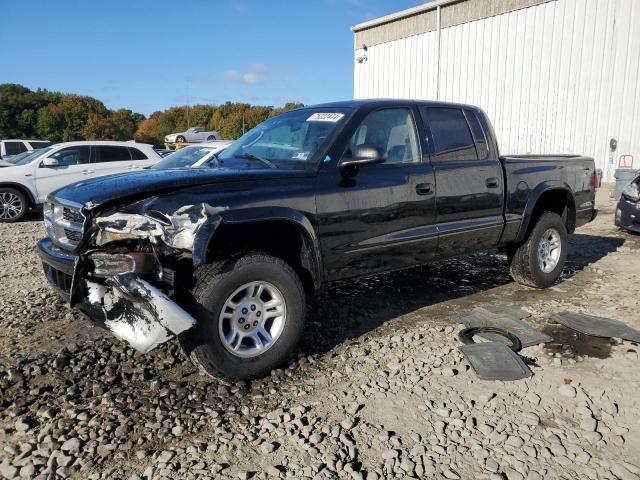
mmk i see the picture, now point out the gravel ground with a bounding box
[1,186,639,480]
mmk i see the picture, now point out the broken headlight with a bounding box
[622,182,640,202]
[95,213,166,246]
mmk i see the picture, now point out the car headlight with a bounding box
[95,213,165,246]
[622,182,640,202]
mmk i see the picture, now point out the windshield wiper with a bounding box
[235,153,277,169]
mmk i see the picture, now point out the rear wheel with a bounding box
[0,188,28,223]
[508,212,567,288]
[179,253,305,380]
[206,135,216,141]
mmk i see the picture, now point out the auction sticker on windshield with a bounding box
[307,113,344,122]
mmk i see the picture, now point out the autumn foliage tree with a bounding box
[1,83,303,147]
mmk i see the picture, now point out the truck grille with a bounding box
[44,202,85,251]
[63,207,84,224]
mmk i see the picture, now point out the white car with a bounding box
[152,141,233,170]
[0,141,160,222]
[164,127,221,144]
[0,139,51,159]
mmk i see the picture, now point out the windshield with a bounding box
[152,146,215,169]
[217,108,349,169]
[14,147,53,166]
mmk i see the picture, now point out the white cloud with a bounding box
[223,64,279,86]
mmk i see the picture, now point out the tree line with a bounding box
[0,83,302,147]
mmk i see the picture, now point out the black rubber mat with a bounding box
[460,342,532,381]
[457,307,553,348]
[551,312,640,342]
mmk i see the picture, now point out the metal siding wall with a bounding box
[353,0,640,181]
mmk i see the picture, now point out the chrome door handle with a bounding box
[82,169,95,175]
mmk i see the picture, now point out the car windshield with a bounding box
[217,108,349,169]
[14,147,53,165]
[152,146,215,169]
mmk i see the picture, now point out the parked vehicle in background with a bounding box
[37,100,597,380]
[615,173,640,233]
[165,127,221,144]
[151,141,233,170]
[0,139,51,159]
[0,141,160,222]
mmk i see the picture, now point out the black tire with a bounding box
[206,135,216,141]
[179,253,305,380]
[0,188,29,223]
[176,135,186,143]
[508,212,567,288]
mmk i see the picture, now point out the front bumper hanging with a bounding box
[37,238,196,353]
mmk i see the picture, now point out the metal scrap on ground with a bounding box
[551,311,640,342]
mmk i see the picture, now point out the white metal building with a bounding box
[352,0,640,181]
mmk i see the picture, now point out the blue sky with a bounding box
[0,0,420,115]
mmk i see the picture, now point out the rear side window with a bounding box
[95,146,132,163]
[50,146,91,166]
[128,147,148,160]
[423,107,478,162]
[5,141,27,156]
[28,141,51,149]
[464,110,489,160]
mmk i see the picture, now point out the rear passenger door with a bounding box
[420,107,504,257]
[91,145,137,177]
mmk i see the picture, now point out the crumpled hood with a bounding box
[49,167,315,211]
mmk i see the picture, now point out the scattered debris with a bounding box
[551,311,640,342]
[457,306,553,347]
[459,342,532,381]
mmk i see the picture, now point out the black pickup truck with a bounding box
[37,100,597,379]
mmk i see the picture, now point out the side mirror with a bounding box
[41,157,60,168]
[340,145,387,168]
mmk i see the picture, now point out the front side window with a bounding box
[95,146,132,163]
[423,107,478,162]
[217,108,349,169]
[348,108,421,164]
[50,146,91,166]
[4,141,27,156]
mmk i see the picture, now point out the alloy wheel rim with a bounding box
[218,281,286,358]
[537,228,561,273]
[0,192,23,220]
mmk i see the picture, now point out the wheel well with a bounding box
[530,189,576,234]
[205,220,318,295]
[0,183,34,208]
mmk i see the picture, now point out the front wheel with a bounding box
[176,135,186,143]
[179,253,305,380]
[0,188,29,223]
[508,212,568,288]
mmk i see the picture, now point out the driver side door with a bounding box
[316,105,438,281]
[34,146,92,203]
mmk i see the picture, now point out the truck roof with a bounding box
[308,99,483,111]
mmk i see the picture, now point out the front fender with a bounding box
[192,206,323,284]
[514,181,575,243]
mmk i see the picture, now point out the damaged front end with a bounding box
[68,203,225,353]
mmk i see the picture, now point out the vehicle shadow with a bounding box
[298,233,624,357]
